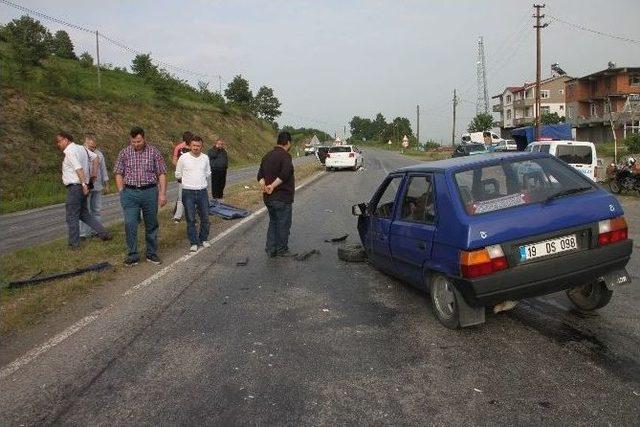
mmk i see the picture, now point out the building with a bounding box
[565,66,640,144]
[492,75,571,137]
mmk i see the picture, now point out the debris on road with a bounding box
[493,300,518,313]
[209,200,251,219]
[7,262,113,289]
[337,244,367,263]
[236,257,249,266]
[324,209,334,213]
[474,388,483,393]
[322,308,330,312]
[294,249,320,261]
[325,234,348,243]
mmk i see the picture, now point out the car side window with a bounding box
[400,175,435,224]
[373,176,402,219]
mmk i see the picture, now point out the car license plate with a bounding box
[519,234,577,261]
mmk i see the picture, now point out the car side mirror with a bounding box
[352,203,368,216]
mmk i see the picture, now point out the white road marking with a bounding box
[0,171,325,380]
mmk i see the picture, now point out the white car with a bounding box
[526,140,598,181]
[325,145,364,171]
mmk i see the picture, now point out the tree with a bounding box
[2,15,52,66]
[372,113,387,138]
[131,53,158,79]
[50,30,77,60]
[197,80,224,105]
[541,111,564,125]
[253,86,281,122]
[467,113,494,132]
[623,132,640,154]
[79,51,93,67]
[224,75,253,106]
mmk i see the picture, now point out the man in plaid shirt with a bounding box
[114,126,168,266]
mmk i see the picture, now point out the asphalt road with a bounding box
[0,156,314,254]
[1,149,638,425]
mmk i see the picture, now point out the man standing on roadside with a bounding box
[208,137,228,200]
[171,131,193,223]
[55,131,112,250]
[175,135,211,252]
[79,133,109,238]
[257,131,295,257]
[114,127,168,266]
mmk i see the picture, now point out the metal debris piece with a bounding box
[325,234,348,243]
[8,262,113,289]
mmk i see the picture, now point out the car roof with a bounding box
[394,151,544,173]
[529,140,595,147]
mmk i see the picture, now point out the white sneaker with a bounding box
[202,241,211,248]
[189,245,198,253]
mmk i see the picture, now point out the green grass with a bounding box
[0,162,323,335]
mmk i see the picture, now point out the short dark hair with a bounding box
[84,132,97,142]
[191,135,203,144]
[130,126,145,138]
[277,131,292,145]
[182,131,194,143]
[57,131,74,142]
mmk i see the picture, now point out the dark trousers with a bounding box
[66,184,108,247]
[211,168,227,199]
[120,187,159,258]
[264,199,292,255]
[182,188,210,245]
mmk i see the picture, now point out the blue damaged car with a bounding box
[352,152,633,329]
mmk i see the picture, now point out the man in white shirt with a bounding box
[55,131,112,249]
[80,133,110,238]
[175,135,211,252]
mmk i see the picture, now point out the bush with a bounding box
[623,133,640,154]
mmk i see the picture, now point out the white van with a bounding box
[526,140,598,181]
[461,131,505,146]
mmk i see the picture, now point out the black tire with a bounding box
[609,180,622,194]
[430,274,460,329]
[337,244,367,262]
[566,281,613,311]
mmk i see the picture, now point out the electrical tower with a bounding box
[476,36,489,115]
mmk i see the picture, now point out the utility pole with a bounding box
[218,75,222,94]
[534,4,548,141]
[95,30,101,89]
[416,104,420,144]
[452,89,458,146]
[607,97,619,163]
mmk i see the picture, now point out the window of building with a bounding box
[525,106,533,118]
[567,106,575,119]
[541,90,550,99]
[541,106,550,114]
[506,109,512,119]
[630,75,640,86]
[506,94,512,103]
[525,89,533,99]
[559,105,564,111]
[604,102,610,114]
[590,103,597,117]
[559,89,564,95]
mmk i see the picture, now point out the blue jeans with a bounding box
[66,184,108,247]
[182,188,210,245]
[264,199,292,255]
[79,190,103,237]
[120,187,159,258]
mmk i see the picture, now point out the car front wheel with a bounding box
[430,274,460,329]
[566,280,613,311]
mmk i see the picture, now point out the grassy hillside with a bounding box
[0,44,277,213]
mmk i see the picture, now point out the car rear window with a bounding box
[454,157,593,215]
[555,145,592,165]
[329,146,352,153]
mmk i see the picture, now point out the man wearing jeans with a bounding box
[55,131,112,250]
[114,127,168,266]
[79,133,109,238]
[257,131,295,257]
[175,135,211,252]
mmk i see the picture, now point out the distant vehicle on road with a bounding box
[325,145,364,171]
[492,139,518,152]
[315,146,331,165]
[452,143,487,157]
[461,131,504,145]
[303,145,317,156]
[351,152,633,329]
[526,140,597,181]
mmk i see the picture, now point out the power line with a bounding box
[548,14,640,45]
[0,0,92,33]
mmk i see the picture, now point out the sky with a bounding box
[2,0,639,143]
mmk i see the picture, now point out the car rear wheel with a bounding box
[608,180,622,194]
[430,274,460,329]
[566,280,613,311]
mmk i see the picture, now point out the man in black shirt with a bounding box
[208,137,229,200]
[257,131,295,257]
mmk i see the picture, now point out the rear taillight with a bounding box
[460,245,508,278]
[349,152,355,158]
[598,216,628,246]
